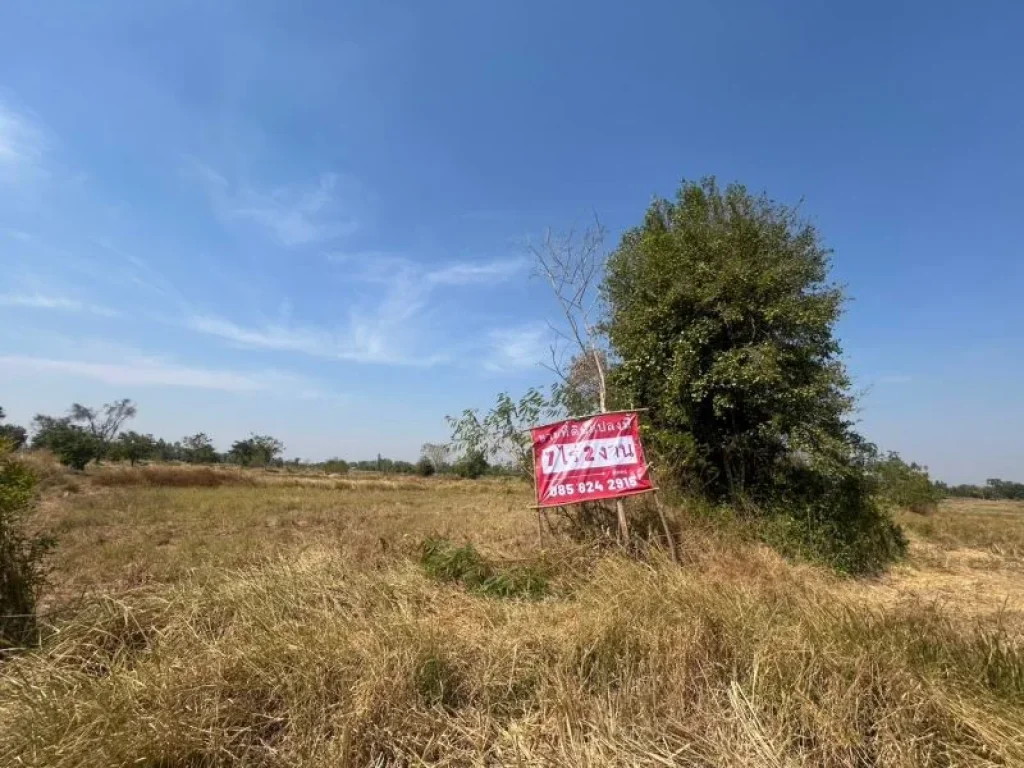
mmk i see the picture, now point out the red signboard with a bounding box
[530,412,653,508]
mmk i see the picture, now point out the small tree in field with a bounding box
[447,389,555,479]
[114,432,156,466]
[181,433,218,464]
[250,435,284,466]
[453,450,489,479]
[69,399,137,463]
[420,442,450,473]
[31,415,100,471]
[416,456,436,477]
[322,458,349,474]
[228,438,257,466]
[229,434,284,467]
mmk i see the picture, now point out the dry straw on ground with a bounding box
[2,463,1023,766]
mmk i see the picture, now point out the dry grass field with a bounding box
[2,462,1023,766]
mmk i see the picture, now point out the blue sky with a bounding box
[1,1,1021,482]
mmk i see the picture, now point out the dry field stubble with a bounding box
[2,463,1023,766]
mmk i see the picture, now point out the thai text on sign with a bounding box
[530,412,653,507]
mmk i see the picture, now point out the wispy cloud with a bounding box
[2,228,34,242]
[0,353,314,394]
[187,256,527,366]
[0,99,48,184]
[483,324,549,373]
[0,293,119,317]
[424,258,526,286]
[185,313,445,366]
[189,160,358,247]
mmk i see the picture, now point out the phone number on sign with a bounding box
[546,474,640,499]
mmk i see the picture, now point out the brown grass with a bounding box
[89,464,255,488]
[2,461,1023,766]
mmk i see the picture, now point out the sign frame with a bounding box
[529,410,655,509]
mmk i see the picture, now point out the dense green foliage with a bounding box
[603,178,905,571]
[452,450,490,480]
[0,445,53,650]
[320,458,349,474]
[228,434,285,467]
[110,431,157,466]
[872,452,941,513]
[181,433,219,464]
[415,456,436,477]
[32,415,101,470]
[0,408,28,451]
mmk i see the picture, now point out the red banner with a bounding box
[530,412,653,508]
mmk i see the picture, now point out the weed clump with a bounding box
[420,538,548,599]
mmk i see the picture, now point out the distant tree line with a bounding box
[2,400,286,470]
[2,402,499,478]
[935,478,1024,501]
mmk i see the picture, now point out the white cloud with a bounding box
[186,256,526,366]
[483,325,549,373]
[0,99,48,186]
[185,313,445,367]
[0,353,313,394]
[0,100,45,167]
[2,228,34,242]
[0,293,119,317]
[189,160,358,247]
[424,258,526,286]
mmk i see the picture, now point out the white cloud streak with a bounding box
[0,354,313,394]
[187,256,527,366]
[0,100,45,167]
[0,99,48,185]
[424,258,526,286]
[483,324,549,373]
[190,160,357,247]
[0,293,119,317]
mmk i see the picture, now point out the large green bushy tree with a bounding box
[604,178,904,571]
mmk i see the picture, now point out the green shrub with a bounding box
[415,456,436,477]
[452,450,489,480]
[0,444,55,651]
[32,416,101,470]
[420,538,548,599]
[321,458,349,474]
[873,452,941,514]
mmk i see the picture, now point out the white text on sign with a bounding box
[540,436,638,475]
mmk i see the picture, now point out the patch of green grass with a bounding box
[420,538,548,599]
